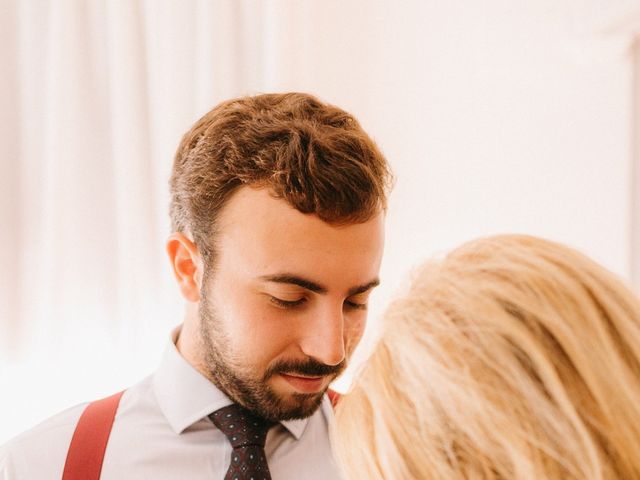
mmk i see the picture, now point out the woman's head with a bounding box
[334,234,640,479]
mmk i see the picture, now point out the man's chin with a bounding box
[268,390,326,421]
[261,375,329,421]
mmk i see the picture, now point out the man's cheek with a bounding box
[344,318,366,356]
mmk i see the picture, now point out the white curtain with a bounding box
[0,0,294,440]
[0,0,286,359]
[1,0,639,443]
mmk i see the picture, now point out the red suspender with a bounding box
[327,389,341,408]
[62,388,335,479]
[62,391,124,480]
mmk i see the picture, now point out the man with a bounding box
[0,92,391,479]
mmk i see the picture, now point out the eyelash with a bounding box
[269,297,367,310]
[345,300,368,310]
[270,297,307,309]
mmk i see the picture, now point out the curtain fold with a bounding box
[0,0,21,355]
[0,0,253,442]
[0,0,257,359]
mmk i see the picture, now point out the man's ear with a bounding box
[166,233,203,302]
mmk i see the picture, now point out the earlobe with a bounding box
[166,233,202,302]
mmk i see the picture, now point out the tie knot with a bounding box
[209,404,276,449]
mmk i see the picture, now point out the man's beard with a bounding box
[198,290,345,422]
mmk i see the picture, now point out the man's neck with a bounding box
[174,314,203,373]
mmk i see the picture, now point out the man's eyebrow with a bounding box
[259,274,380,297]
[348,279,380,297]
[259,274,327,294]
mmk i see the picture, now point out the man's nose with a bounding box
[299,305,346,367]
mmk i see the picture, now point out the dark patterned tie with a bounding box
[209,404,276,480]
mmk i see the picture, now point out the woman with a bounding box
[334,235,640,479]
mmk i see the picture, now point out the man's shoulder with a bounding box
[2,401,88,451]
[0,402,87,480]
[0,376,154,479]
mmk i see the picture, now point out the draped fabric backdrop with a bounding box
[1,0,639,443]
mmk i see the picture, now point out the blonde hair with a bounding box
[334,234,640,479]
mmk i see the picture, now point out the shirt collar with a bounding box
[152,326,309,439]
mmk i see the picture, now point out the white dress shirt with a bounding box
[0,329,342,479]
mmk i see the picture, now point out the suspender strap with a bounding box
[62,388,333,479]
[62,391,124,480]
[327,389,341,408]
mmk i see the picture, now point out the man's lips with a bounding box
[279,373,326,394]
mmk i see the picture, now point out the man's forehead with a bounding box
[211,186,385,292]
[216,187,310,231]
[216,186,385,246]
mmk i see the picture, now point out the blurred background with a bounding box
[1,0,640,444]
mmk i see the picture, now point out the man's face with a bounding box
[196,186,385,421]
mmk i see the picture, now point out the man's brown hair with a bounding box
[169,92,392,260]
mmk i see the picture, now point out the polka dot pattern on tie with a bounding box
[210,404,276,480]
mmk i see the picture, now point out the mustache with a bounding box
[264,358,346,380]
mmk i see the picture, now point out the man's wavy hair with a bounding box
[169,92,392,261]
